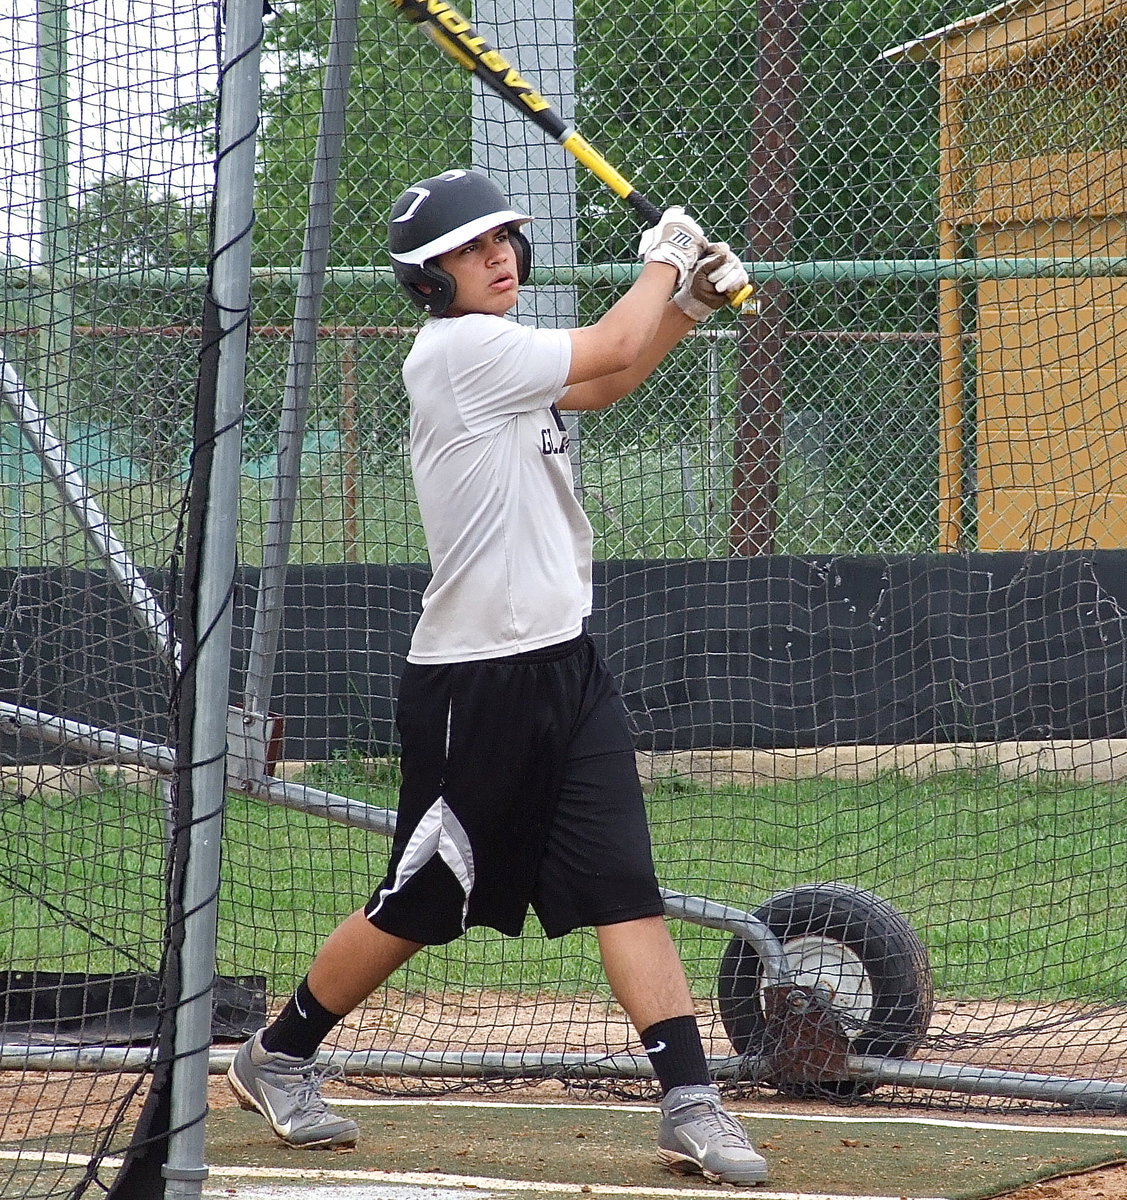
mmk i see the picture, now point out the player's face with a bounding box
[437,225,520,317]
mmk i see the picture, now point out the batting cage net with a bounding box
[3,0,1127,1194]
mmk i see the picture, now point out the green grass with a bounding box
[0,429,938,570]
[2,764,1125,1008]
[645,769,1127,1003]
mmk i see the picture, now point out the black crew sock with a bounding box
[641,1015,712,1094]
[260,976,346,1060]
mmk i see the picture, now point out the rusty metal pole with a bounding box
[730,0,804,556]
[936,67,967,552]
[340,335,360,562]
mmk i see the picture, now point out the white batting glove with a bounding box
[673,242,753,321]
[636,206,708,288]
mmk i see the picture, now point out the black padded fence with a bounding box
[4,550,1126,764]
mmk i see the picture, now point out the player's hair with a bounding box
[388,169,533,315]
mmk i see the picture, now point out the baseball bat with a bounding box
[386,0,754,309]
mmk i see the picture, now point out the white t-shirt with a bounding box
[402,312,594,663]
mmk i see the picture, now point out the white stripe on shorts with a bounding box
[366,795,476,930]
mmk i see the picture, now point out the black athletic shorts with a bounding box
[365,632,664,944]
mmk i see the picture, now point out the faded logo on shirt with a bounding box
[541,403,570,456]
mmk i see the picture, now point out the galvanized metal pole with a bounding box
[34,0,73,438]
[242,0,360,734]
[0,350,178,666]
[161,0,262,1191]
[471,0,581,476]
[471,0,578,329]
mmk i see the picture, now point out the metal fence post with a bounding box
[471,0,581,478]
[162,0,262,1192]
[243,0,360,734]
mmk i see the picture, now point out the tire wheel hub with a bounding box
[777,934,876,1033]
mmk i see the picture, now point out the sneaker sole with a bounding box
[657,1146,768,1186]
[226,1065,358,1150]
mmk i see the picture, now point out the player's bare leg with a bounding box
[596,915,695,1029]
[308,908,422,1013]
[596,915,768,1186]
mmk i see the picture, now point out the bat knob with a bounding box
[729,283,758,312]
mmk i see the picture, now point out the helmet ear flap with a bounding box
[509,226,532,283]
[391,260,458,316]
[417,262,457,316]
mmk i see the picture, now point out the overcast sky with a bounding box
[1,0,217,262]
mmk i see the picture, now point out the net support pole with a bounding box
[242,0,360,738]
[0,350,179,667]
[161,0,263,1193]
[34,0,73,436]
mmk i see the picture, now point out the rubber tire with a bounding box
[717,882,933,1096]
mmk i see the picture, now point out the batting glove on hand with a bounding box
[673,242,753,321]
[637,206,708,288]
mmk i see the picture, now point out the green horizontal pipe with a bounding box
[4,256,1127,291]
[536,256,1127,285]
[763,256,1127,283]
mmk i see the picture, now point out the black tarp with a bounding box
[2,551,1126,760]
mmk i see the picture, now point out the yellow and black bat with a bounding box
[387,0,754,309]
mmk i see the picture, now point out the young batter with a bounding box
[228,168,767,1186]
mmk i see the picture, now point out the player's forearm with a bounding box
[595,261,681,357]
[562,263,679,397]
[560,300,695,410]
[600,300,696,397]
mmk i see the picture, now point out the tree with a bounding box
[63,177,211,463]
[73,175,210,272]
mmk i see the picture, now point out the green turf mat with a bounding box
[207,1103,1127,1198]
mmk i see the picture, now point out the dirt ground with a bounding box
[4,992,1127,1197]
[984,1161,1127,1200]
[209,1079,1127,1200]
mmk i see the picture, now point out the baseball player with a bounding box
[228,168,767,1186]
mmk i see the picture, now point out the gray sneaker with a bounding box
[657,1084,768,1185]
[227,1030,359,1149]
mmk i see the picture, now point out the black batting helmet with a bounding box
[388,169,533,316]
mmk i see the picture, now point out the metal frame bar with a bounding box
[6,701,1127,1112]
[2,1038,1126,1112]
[5,254,1127,292]
[160,0,264,1191]
[0,350,179,667]
[242,0,361,739]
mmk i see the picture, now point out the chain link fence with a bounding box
[3,0,1127,1195]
